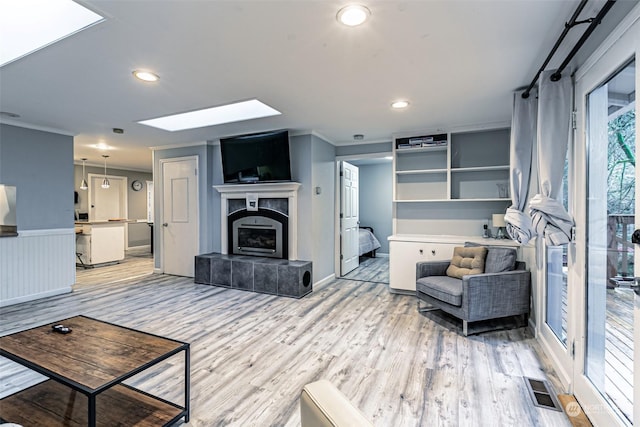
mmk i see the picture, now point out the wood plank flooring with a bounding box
[0,253,572,426]
[342,256,389,283]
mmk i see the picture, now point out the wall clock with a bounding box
[131,180,143,191]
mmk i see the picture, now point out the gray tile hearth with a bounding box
[195,253,312,298]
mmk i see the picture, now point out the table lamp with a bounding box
[492,213,507,239]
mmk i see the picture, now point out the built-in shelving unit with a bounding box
[392,126,511,235]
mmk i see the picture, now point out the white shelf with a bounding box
[451,165,509,173]
[396,169,447,175]
[396,145,448,154]
[392,127,511,236]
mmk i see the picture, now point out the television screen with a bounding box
[220,130,292,183]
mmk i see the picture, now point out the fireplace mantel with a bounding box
[214,182,301,260]
[213,182,301,195]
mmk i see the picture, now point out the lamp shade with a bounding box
[492,213,506,227]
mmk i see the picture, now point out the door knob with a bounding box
[632,229,640,244]
[162,223,168,227]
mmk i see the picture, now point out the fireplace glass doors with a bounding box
[232,215,283,258]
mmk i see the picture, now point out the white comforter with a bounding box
[359,228,381,256]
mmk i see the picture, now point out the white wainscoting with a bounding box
[0,228,75,306]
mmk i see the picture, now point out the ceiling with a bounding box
[0,0,631,172]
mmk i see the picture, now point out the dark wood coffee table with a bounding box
[0,315,190,426]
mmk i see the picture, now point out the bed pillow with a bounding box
[446,246,488,279]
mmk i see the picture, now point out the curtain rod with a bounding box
[550,0,616,82]
[521,0,615,99]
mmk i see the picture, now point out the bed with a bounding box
[359,226,381,258]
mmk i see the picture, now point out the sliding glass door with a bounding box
[573,16,639,425]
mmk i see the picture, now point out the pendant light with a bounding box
[101,155,110,189]
[79,158,88,190]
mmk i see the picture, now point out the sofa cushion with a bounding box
[446,246,487,279]
[464,242,517,273]
[417,275,464,306]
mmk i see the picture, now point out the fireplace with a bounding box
[214,182,301,260]
[228,209,288,259]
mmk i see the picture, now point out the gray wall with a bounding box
[0,124,73,230]
[73,164,152,247]
[311,134,336,281]
[289,134,313,263]
[152,143,218,269]
[151,133,335,283]
[358,162,392,254]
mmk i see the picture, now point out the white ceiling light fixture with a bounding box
[93,142,112,150]
[79,158,88,190]
[138,99,282,132]
[391,100,410,109]
[132,70,160,82]
[0,0,104,67]
[337,4,371,27]
[101,155,110,189]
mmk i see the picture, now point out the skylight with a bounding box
[0,0,104,67]
[138,99,282,132]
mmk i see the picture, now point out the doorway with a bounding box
[335,154,392,284]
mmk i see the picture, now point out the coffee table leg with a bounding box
[88,394,96,427]
[185,345,190,422]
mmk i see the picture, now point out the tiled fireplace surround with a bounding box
[194,183,312,298]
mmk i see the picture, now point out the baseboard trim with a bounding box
[388,287,415,296]
[0,286,72,307]
[313,274,336,291]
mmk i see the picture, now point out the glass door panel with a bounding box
[586,59,635,425]
[547,245,568,345]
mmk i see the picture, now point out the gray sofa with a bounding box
[415,245,531,336]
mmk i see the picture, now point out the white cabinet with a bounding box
[389,236,458,292]
[389,235,523,292]
[76,222,125,266]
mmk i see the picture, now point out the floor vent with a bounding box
[524,377,562,411]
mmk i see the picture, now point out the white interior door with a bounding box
[161,157,198,277]
[341,161,359,275]
[573,17,638,426]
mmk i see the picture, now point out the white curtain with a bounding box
[505,89,537,244]
[529,70,574,245]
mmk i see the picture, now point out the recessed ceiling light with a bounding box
[337,4,371,27]
[138,99,282,132]
[132,70,160,82]
[93,142,112,150]
[391,100,410,109]
[0,0,104,67]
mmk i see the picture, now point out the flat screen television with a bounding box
[220,130,292,184]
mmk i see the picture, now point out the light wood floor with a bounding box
[342,256,389,283]
[0,254,571,426]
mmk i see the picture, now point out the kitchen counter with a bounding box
[75,221,125,266]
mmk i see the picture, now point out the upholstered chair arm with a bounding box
[416,261,450,280]
[461,270,531,321]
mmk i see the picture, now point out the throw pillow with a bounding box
[446,246,488,279]
[464,242,517,273]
